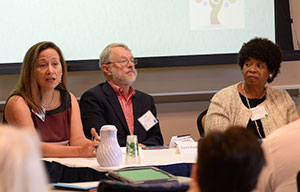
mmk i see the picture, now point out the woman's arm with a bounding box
[284,91,298,122]
[5,95,98,157]
[41,141,96,158]
[5,95,37,134]
[68,92,97,145]
[204,94,230,135]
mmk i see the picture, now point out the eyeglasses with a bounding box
[105,58,138,66]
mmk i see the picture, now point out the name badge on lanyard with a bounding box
[250,106,268,121]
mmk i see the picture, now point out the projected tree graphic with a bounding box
[195,0,237,24]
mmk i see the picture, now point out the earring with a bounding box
[269,74,272,79]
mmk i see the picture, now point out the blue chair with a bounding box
[97,179,189,192]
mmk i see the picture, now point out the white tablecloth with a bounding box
[43,147,197,172]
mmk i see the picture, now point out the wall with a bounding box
[1,0,300,145]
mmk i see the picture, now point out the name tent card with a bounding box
[176,141,198,154]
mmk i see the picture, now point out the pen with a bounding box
[177,134,191,138]
[142,146,169,150]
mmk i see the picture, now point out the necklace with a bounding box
[242,82,264,138]
[41,91,55,109]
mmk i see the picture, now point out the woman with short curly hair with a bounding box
[205,37,297,138]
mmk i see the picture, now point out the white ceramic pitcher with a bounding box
[96,125,122,167]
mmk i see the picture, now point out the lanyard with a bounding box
[242,82,264,138]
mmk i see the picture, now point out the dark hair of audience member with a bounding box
[197,126,265,192]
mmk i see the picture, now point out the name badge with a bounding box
[250,106,268,121]
[138,110,158,131]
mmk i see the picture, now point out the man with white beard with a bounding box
[80,43,163,147]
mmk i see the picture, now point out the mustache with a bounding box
[125,69,136,74]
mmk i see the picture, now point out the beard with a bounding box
[110,67,137,86]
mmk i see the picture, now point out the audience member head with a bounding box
[196,126,265,192]
[99,43,137,86]
[238,37,282,83]
[0,125,49,192]
[12,41,68,113]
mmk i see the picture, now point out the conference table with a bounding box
[43,147,196,184]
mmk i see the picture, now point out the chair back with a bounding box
[197,109,208,137]
[98,179,188,192]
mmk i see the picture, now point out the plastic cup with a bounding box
[125,135,140,164]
